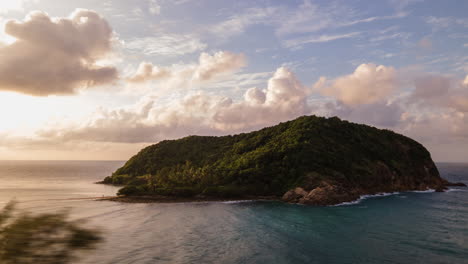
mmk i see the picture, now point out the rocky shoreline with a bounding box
[97,181,466,206]
[281,181,466,206]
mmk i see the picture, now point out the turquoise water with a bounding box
[0,161,467,264]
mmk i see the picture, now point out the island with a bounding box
[100,115,465,206]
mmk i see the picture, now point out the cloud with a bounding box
[409,74,468,113]
[315,63,404,128]
[34,67,311,143]
[389,0,423,11]
[275,0,347,36]
[205,1,406,45]
[207,71,273,90]
[400,111,468,144]
[244,87,266,105]
[148,0,161,15]
[317,63,397,105]
[196,51,247,81]
[425,16,468,32]
[3,59,468,161]
[283,32,361,49]
[325,100,403,128]
[124,34,206,57]
[0,9,118,96]
[318,67,468,161]
[128,51,246,84]
[412,75,450,99]
[0,132,148,160]
[127,62,171,83]
[369,32,411,43]
[276,1,405,37]
[425,16,452,30]
[0,0,37,14]
[340,13,407,27]
[17,62,453,146]
[396,73,468,159]
[210,7,276,40]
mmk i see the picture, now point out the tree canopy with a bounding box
[103,115,440,198]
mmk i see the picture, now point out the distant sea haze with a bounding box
[0,161,467,264]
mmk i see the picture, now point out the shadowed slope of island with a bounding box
[99,115,465,206]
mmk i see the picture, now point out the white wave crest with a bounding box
[446,188,468,192]
[333,192,400,207]
[332,188,461,207]
[411,189,435,193]
[220,200,255,204]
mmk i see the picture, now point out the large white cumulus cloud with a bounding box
[0,9,118,96]
[315,63,402,129]
[318,63,397,105]
[36,67,311,143]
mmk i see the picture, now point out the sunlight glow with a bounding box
[0,0,32,13]
[0,92,91,135]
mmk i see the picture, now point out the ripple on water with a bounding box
[0,161,467,264]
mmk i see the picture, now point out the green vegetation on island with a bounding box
[101,115,456,205]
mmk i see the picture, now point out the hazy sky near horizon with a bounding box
[0,0,467,161]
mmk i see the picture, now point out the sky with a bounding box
[0,0,467,162]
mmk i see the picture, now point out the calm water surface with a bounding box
[0,160,467,264]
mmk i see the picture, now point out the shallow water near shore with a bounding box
[0,160,467,264]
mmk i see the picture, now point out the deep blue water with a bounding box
[0,161,467,264]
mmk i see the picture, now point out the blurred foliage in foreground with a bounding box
[0,202,102,264]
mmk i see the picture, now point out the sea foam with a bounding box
[332,190,441,207]
[446,188,468,192]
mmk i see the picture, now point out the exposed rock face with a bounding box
[282,182,359,206]
[299,183,360,206]
[280,124,460,206]
[282,161,462,206]
[281,187,308,203]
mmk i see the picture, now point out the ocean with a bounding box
[0,160,467,264]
